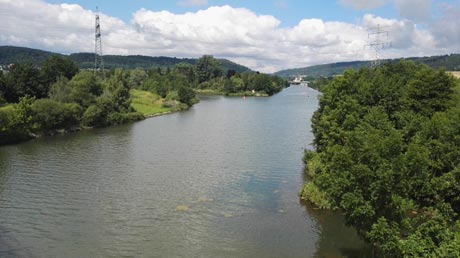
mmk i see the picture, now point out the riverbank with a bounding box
[130,89,190,116]
[299,150,334,210]
[195,89,269,97]
[0,89,190,146]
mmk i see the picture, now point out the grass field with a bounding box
[130,89,171,117]
[0,104,15,112]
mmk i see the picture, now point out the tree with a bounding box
[303,61,460,257]
[195,55,223,83]
[230,76,245,92]
[174,63,196,84]
[3,62,45,102]
[31,99,82,132]
[106,69,132,113]
[226,69,236,79]
[68,71,102,108]
[48,76,72,103]
[0,71,5,105]
[127,69,148,89]
[40,55,79,87]
[177,85,196,106]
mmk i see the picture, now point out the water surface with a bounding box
[0,86,368,257]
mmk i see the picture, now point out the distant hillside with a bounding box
[275,54,460,78]
[0,46,56,65]
[0,46,251,73]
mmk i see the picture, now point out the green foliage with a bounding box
[106,69,132,113]
[40,55,79,87]
[177,85,197,106]
[0,72,5,105]
[306,76,334,91]
[68,71,103,108]
[0,96,34,144]
[31,99,82,132]
[48,76,72,103]
[303,61,460,257]
[127,69,148,89]
[3,62,45,102]
[300,182,332,210]
[196,55,223,83]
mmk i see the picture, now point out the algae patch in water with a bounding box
[175,205,189,212]
[197,196,214,203]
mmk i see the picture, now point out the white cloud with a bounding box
[0,0,458,72]
[394,0,431,22]
[178,0,208,7]
[430,3,460,48]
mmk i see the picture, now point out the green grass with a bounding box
[0,104,15,112]
[300,182,333,210]
[195,89,225,95]
[130,89,171,116]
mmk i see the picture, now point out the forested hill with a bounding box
[275,54,460,78]
[0,46,251,73]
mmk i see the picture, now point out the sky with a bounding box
[0,0,459,72]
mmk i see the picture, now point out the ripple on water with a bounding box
[0,86,368,258]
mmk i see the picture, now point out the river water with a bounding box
[0,86,368,258]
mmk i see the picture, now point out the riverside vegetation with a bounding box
[301,61,460,257]
[0,55,286,145]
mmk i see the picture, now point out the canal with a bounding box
[0,85,367,257]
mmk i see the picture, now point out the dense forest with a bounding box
[0,54,286,145]
[0,46,251,73]
[275,54,460,78]
[301,61,460,256]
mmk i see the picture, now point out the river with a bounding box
[0,85,368,258]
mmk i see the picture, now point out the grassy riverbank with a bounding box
[130,89,172,116]
[195,89,269,97]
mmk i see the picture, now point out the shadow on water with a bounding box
[300,200,372,258]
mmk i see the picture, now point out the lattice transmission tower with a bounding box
[94,7,105,77]
[367,24,391,67]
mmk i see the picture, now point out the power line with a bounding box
[367,24,392,67]
[95,6,105,78]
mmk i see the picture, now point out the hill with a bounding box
[274,54,460,78]
[0,46,251,73]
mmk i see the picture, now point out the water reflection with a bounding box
[301,201,372,258]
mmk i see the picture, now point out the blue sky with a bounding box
[1,0,459,72]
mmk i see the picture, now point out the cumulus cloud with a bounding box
[0,0,458,72]
[394,0,431,22]
[429,3,460,48]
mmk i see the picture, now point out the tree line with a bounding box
[301,61,460,257]
[0,55,286,145]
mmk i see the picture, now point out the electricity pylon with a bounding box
[94,7,105,77]
[367,24,391,67]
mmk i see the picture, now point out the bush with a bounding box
[32,99,83,132]
[106,112,144,125]
[82,104,106,127]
